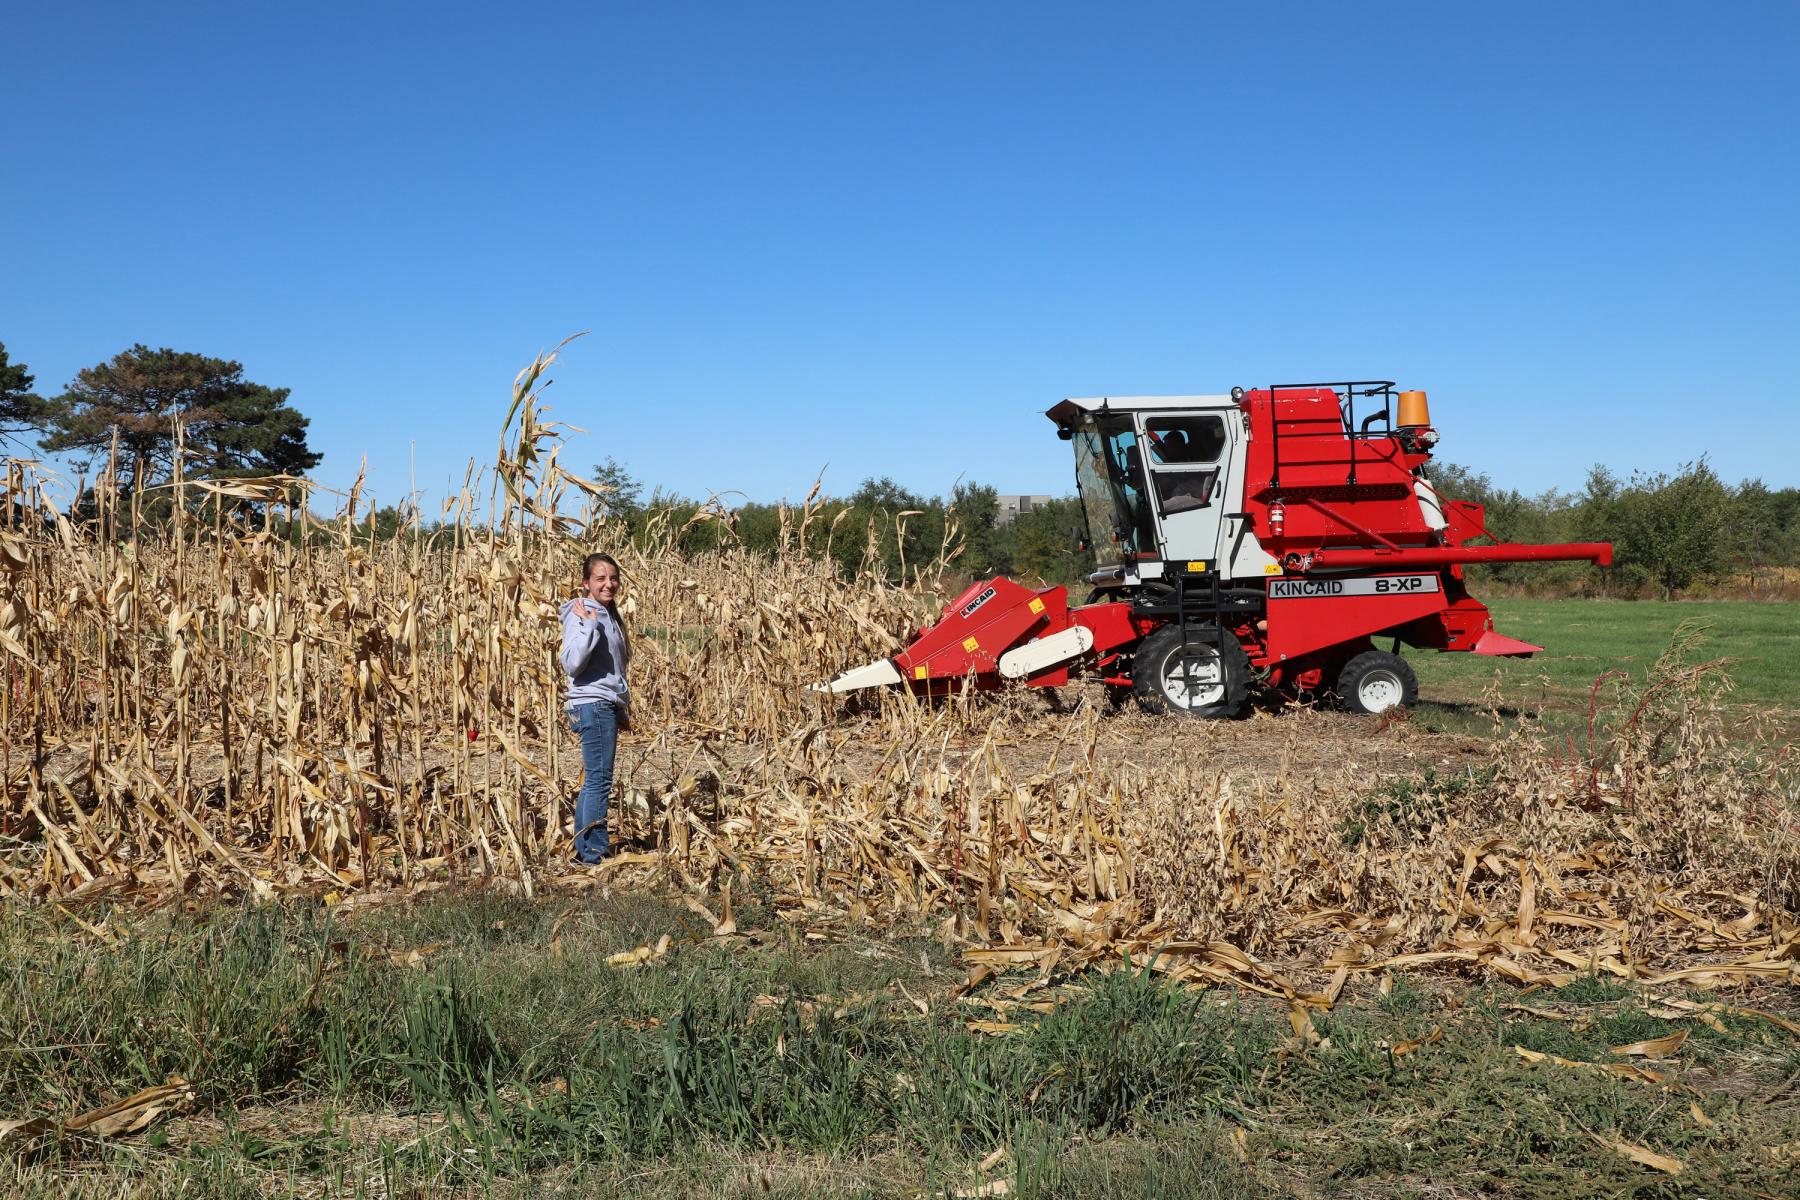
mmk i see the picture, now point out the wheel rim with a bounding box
[1160,645,1226,709]
[1357,669,1404,712]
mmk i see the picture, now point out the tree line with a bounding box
[1427,460,1799,599]
[6,339,1795,598]
[593,457,1800,599]
[585,459,1090,587]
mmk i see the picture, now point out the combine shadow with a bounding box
[1236,691,1541,738]
[1414,697,1532,721]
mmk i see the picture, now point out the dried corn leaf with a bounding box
[1650,995,1800,1035]
[549,909,575,959]
[1391,1025,1443,1057]
[948,1180,1012,1198]
[1611,1029,1688,1059]
[1514,1046,1674,1088]
[389,942,447,968]
[1592,1135,1682,1174]
[607,934,672,967]
[64,1078,195,1137]
[0,1116,54,1154]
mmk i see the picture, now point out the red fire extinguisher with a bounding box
[1268,500,1286,537]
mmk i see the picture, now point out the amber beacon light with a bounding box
[1396,389,1432,428]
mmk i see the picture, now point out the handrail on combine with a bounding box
[1261,380,1399,490]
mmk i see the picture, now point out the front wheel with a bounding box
[1131,624,1251,719]
[1336,650,1419,715]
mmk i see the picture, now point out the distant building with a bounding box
[995,494,1052,525]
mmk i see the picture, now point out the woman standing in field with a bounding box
[560,552,630,864]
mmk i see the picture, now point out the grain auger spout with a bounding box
[813,383,1613,717]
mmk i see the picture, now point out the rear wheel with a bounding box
[1132,624,1251,719]
[1336,650,1418,715]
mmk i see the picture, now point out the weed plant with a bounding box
[3,894,1797,1197]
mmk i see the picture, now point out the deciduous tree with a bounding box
[589,456,644,520]
[950,481,1001,576]
[1608,460,1731,599]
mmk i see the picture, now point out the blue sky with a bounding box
[3,1,1795,510]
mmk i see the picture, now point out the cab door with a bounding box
[1137,410,1232,566]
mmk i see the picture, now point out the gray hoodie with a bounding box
[559,597,630,710]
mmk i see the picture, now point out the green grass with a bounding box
[1405,598,1800,736]
[3,892,1797,1198]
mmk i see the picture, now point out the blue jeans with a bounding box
[567,700,618,863]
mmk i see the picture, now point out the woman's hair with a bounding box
[582,552,619,582]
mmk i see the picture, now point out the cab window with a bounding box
[1144,415,1225,465]
[1152,469,1218,510]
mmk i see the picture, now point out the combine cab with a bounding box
[816,382,1611,716]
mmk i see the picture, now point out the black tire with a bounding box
[1131,624,1251,719]
[1336,650,1418,715]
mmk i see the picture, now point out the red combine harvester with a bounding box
[815,382,1612,717]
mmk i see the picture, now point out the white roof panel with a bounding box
[1046,395,1239,426]
[1061,394,1236,412]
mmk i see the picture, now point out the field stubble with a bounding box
[1,349,1796,1003]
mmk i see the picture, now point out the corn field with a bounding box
[2,348,1796,996]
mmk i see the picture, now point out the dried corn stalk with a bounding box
[0,350,1794,996]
